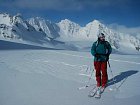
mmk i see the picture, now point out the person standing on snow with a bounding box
[91,33,112,91]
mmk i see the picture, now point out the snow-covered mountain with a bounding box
[57,19,100,41]
[57,19,81,40]
[0,13,140,52]
[0,13,48,44]
[57,19,140,51]
[0,13,78,50]
[28,17,60,39]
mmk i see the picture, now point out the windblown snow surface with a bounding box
[0,46,140,105]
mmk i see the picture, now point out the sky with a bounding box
[0,0,140,28]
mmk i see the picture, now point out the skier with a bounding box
[90,33,112,97]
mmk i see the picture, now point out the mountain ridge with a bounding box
[0,13,140,51]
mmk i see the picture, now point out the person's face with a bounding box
[99,36,105,41]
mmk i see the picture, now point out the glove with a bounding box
[95,53,100,58]
[106,54,109,61]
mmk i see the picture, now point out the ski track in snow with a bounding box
[50,51,140,65]
[34,59,89,68]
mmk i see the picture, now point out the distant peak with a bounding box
[93,19,100,23]
[29,17,44,20]
[60,19,73,23]
[89,19,101,25]
[29,17,52,24]
[15,13,22,17]
[59,19,80,27]
[85,20,102,28]
[0,13,12,17]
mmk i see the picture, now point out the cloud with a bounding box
[0,0,133,11]
[108,23,140,36]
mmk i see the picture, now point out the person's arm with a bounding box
[107,42,112,55]
[106,42,112,61]
[91,42,96,56]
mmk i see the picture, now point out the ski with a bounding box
[100,87,105,93]
[94,87,106,99]
[89,87,106,99]
[94,94,101,99]
[94,87,101,99]
[88,86,98,97]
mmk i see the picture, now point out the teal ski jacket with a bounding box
[91,40,112,61]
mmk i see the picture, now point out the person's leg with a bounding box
[101,61,108,87]
[94,61,101,87]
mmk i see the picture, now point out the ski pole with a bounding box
[108,61,117,90]
[85,66,94,87]
[78,67,95,90]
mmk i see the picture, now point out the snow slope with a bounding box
[0,48,140,105]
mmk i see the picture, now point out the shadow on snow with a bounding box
[108,70,139,89]
[0,40,63,50]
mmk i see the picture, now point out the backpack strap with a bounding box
[95,41,99,53]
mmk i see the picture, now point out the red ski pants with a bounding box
[94,61,108,87]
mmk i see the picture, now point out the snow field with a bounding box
[0,49,140,105]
